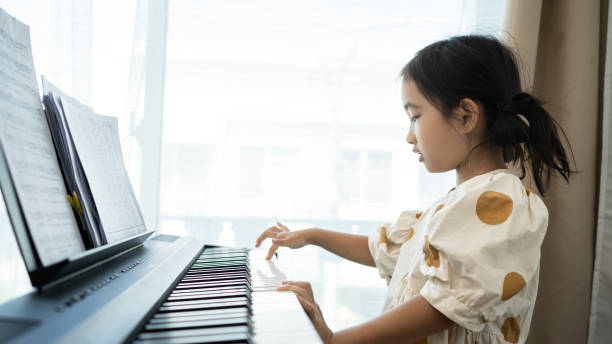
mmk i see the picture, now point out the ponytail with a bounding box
[401,35,574,195]
[489,92,573,195]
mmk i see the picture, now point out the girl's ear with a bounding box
[456,98,480,134]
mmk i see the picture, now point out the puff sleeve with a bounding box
[368,210,423,283]
[416,174,548,338]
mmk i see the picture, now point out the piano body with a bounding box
[0,234,322,343]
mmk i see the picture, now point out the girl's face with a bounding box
[401,79,470,173]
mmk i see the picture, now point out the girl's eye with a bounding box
[410,115,420,123]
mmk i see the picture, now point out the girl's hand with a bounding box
[277,281,333,344]
[254,222,311,259]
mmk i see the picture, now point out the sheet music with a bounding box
[41,80,146,243]
[0,8,84,266]
[42,85,104,247]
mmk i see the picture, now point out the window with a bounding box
[161,0,507,330]
[0,0,507,328]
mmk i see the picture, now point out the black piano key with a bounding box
[166,288,251,301]
[170,286,249,296]
[180,274,251,283]
[134,334,249,344]
[166,291,250,303]
[194,257,247,262]
[190,263,250,270]
[196,255,248,261]
[145,316,250,331]
[176,277,252,287]
[195,256,248,261]
[186,266,249,275]
[184,271,249,277]
[158,299,250,313]
[174,280,252,292]
[153,307,250,320]
[203,248,248,253]
[137,325,250,342]
[170,285,249,295]
[163,296,248,308]
[149,308,250,324]
[183,270,249,277]
[176,280,250,290]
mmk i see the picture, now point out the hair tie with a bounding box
[501,92,539,128]
[516,113,529,127]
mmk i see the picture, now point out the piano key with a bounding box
[170,286,249,296]
[174,280,252,291]
[150,309,250,324]
[186,266,250,275]
[180,274,251,283]
[145,316,250,331]
[183,271,249,278]
[134,333,250,344]
[137,325,250,341]
[153,307,250,320]
[166,289,251,301]
[158,299,250,313]
[190,263,250,270]
[178,278,250,287]
[166,291,251,303]
[163,296,248,307]
[170,285,250,296]
[196,254,249,261]
[197,253,249,259]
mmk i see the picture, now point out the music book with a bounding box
[0,7,148,282]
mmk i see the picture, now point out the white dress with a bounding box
[368,169,548,344]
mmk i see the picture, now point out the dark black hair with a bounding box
[400,34,573,195]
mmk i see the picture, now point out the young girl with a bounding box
[255,35,572,344]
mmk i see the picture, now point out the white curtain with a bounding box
[588,3,612,342]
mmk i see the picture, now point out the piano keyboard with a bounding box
[133,247,322,343]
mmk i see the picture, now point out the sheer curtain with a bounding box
[0,0,149,304]
[589,2,612,342]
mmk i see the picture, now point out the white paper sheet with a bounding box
[41,80,147,243]
[0,8,84,266]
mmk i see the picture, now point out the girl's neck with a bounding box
[455,145,507,186]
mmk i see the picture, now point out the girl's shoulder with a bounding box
[429,168,548,227]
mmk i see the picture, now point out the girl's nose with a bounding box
[406,126,416,144]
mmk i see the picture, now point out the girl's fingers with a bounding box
[276,222,290,232]
[255,226,281,248]
[288,281,314,298]
[277,284,307,300]
[266,242,279,260]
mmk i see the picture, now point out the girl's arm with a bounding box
[255,223,375,267]
[279,281,453,344]
[329,295,453,344]
[308,229,374,267]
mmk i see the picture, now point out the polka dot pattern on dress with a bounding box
[475,191,513,225]
[404,228,414,242]
[423,235,440,267]
[379,226,387,244]
[502,272,526,301]
[434,204,444,214]
[501,315,521,343]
